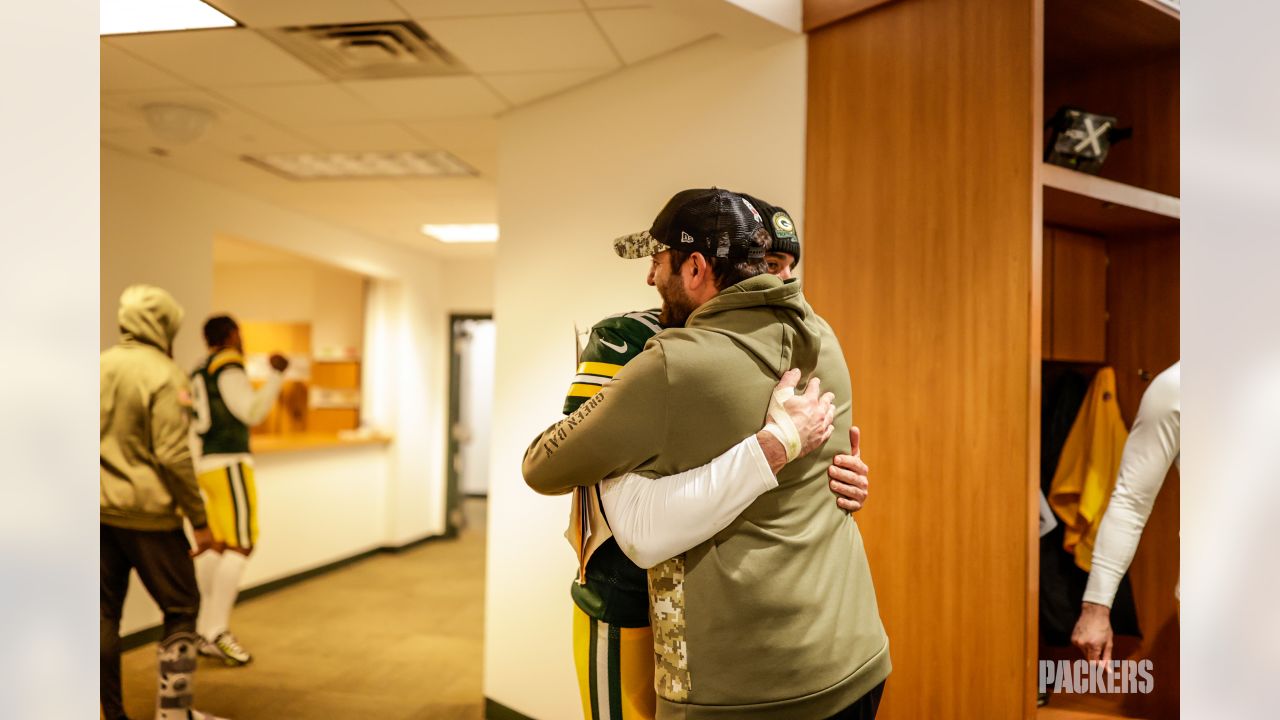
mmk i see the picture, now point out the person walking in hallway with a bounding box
[189,315,288,666]
[101,284,224,720]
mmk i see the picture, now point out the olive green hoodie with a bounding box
[524,274,890,719]
[100,285,207,530]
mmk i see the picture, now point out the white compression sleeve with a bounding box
[1083,363,1180,607]
[599,435,778,569]
[217,367,284,427]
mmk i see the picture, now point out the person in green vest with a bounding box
[189,315,289,666]
[556,191,876,720]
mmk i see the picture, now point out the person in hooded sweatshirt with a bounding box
[525,189,891,720]
[100,285,225,720]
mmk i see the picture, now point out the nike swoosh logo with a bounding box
[599,338,628,353]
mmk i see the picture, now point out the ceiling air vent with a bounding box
[263,21,466,81]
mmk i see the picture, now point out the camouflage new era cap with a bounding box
[613,230,670,259]
[612,188,768,261]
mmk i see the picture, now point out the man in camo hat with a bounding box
[528,188,888,720]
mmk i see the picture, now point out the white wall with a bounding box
[101,158,213,368]
[103,148,464,633]
[484,35,807,719]
[212,260,367,357]
[120,446,390,634]
[441,257,496,316]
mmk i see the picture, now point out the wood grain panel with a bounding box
[805,1,1037,716]
[1044,53,1179,198]
[1040,231,1179,719]
[1105,232,1180,720]
[1043,0,1179,77]
[252,431,391,454]
[307,408,361,433]
[1106,235,1179,421]
[312,361,361,389]
[803,0,900,30]
[1042,164,1179,235]
[1047,228,1108,362]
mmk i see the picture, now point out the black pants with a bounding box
[100,524,200,720]
[824,680,886,720]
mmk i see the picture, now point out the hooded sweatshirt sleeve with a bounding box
[523,341,669,496]
[151,377,207,528]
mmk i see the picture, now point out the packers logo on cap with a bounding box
[772,211,796,240]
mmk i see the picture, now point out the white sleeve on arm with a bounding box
[1083,363,1180,607]
[599,434,778,569]
[217,367,285,427]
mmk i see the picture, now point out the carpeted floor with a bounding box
[119,500,488,719]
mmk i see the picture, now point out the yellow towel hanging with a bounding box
[1048,367,1129,572]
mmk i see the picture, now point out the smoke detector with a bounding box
[263,21,467,81]
[143,103,216,144]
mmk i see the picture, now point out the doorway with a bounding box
[446,315,495,534]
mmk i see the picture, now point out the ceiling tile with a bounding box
[101,44,186,93]
[591,7,711,65]
[341,76,508,119]
[482,68,610,106]
[218,84,381,125]
[214,236,307,265]
[101,106,146,132]
[291,122,429,151]
[106,141,496,260]
[101,88,235,117]
[107,28,327,87]
[101,88,320,154]
[206,0,407,28]
[396,0,579,18]
[155,145,295,190]
[102,130,171,158]
[204,117,322,155]
[393,177,497,219]
[401,117,498,174]
[420,12,620,73]
[248,180,420,207]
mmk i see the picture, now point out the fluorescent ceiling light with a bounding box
[244,150,476,180]
[421,224,499,244]
[101,0,237,35]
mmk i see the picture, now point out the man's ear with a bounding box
[688,252,711,287]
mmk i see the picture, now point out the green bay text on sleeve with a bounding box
[525,338,670,496]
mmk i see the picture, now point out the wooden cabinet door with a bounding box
[1045,227,1108,362]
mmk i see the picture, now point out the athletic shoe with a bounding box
[200,631,252,666]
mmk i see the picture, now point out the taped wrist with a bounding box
[765,386,803,461]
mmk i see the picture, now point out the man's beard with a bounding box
[658,276,696,328]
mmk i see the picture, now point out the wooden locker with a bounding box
[1046,228,1108,362]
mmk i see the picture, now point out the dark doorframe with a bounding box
[445,313,493,536]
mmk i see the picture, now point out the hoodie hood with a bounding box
[117,285,184,354]
[684,274,819,376]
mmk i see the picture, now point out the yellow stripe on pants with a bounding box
[573,605,656,720]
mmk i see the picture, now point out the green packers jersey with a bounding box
[563,309,661,415]
[191,349,251,455]
[564,308,661,626]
